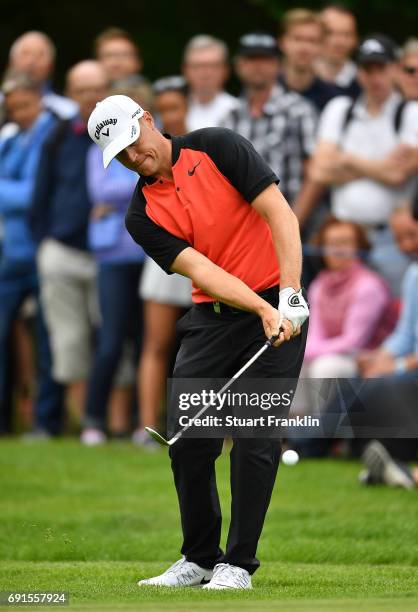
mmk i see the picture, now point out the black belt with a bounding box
[196,285,280,316]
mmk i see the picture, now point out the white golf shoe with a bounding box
[137,556,213,587]
[202,563,252,589]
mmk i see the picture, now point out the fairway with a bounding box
[0,440,417,611]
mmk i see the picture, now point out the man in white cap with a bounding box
[88,95,309,589]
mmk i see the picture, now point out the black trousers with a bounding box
[169,287,308,574]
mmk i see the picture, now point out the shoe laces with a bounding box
[212,563,244,582]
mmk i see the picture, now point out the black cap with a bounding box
[356,34,397,66]
[153,75,187,95]
[237,32,280,58]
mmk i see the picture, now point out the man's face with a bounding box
[397,53,418,101]
[10,33,53,84]
[357,62,395,102]
[235,55,280,89]
[4,89,42,130]
[391,210,418,258]
[154,91,188,136]
[66,68,108,123]
[281,23,323,70]
[183,46,228,98]
[116,114,163,176]
[97,38,141,83]
[321,8,358,64]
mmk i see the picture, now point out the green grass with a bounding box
[0,440,417,611]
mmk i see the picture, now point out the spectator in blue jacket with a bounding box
[81,98,145,445]
[0,73,63,435]
[30,61,108,418]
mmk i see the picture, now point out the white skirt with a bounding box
[139,257,192,307]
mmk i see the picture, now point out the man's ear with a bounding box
[142,110,155,129]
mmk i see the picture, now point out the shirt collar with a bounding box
[352,90,402,119]
[335,61,357,87]
[263,83,287,115]
[279,73,323,96]
[189,93,220,108]
[168,132,182,166]
[18,110,51,145]
[140,174,156,186]
[240,83,286,117]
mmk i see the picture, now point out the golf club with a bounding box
[145,331,282,447]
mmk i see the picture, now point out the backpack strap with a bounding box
[339,96,408,143]
[338,97,358,146]
[342,99,357,131]
[393,99,407,133]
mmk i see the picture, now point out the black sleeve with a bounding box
[192,127,280,203]
[125,183,190,274]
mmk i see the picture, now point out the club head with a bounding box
[144,427,170,447]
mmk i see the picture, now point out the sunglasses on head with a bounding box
[402,65,418,75]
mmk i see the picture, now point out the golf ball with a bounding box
[282,449,299,466]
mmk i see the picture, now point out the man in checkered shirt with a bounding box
[222,33,317,205]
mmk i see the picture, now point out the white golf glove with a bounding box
[278,287,309,333]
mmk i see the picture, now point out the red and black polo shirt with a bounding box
[125,127,281,303]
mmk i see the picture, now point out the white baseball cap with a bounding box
[87,95,144,168]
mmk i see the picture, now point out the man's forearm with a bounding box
[252,186,302,289]
[268,206,302,290]
[344,153,410,186]
[332,167,363,185]
[171,248,272,316]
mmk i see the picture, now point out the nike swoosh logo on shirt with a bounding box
[188,160,202,176]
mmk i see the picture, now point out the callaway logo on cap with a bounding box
[87,95,144,168]
[94,118,118,140]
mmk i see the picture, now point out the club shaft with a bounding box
[169,341,272,445]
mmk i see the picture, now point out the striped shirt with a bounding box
[221,84,317,203]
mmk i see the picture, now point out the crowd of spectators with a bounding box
[1,6,417,476]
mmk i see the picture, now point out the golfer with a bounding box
[88,95,309,589]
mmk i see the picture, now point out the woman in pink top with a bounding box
[305,217,395,379]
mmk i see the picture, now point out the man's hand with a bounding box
[356,349,377,373]
[278,288,309,334]
[386,144,418,177]
[309,142,361,185]
[388,143,413,164]
[357,349,395,378]
[258,303,294,348]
